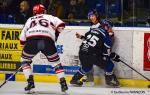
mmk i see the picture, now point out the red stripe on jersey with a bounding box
[20,40,26,42]
[22,66,31,70]
[57,23,65,29]
[47,54,59,62]
[56,69,64,74]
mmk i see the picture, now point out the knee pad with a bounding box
[21,57,32,66]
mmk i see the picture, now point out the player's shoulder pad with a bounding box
[95,27,107,37]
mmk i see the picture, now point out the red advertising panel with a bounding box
[144,33,150,71]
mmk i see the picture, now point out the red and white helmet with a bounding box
[33,4,46,15]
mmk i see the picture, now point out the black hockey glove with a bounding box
[110,52,120,62]
[80,35,86,40]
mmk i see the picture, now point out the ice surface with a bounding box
[0,81,150,95]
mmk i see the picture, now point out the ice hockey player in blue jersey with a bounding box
[70,9,120,87]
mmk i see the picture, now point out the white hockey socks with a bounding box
[54,64,65,79]
[22,64,32,80]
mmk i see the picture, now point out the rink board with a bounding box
[0,73,149,88]
[0,25,150,88]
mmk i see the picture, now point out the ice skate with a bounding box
[105,73,120,88]
[24,75,35,93]
[82,70,94,86]
[70,79,83,87]
[70,71,84,87]
[60,77,68,92]
[82,78,94,87]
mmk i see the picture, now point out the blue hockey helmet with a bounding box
[87,9,100,20]
[101,19,113,29]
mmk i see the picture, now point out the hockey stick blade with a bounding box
[0,66,22,88]
[148,85,150,88]
[0,81,7,88]
[120,60,150,81]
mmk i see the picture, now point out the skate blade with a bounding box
[25,89,35,94]
[62,88,68,92]
[62,91,69,95]
[105,84,121,88]
[83,82,95,87]
[69,83,82,87]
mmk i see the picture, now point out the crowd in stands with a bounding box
[0,0,149,26]
[0,0,122,24]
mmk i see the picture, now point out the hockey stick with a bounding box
[0,66,22,88]
[120,60,150,88]
[111,52,150,88]
[120,60,150,81]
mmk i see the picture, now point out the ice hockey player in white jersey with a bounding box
[20,4,68,92]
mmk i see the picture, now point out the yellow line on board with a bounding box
[34,74,58,82]
[0,73,149,88]
[15,74,26,81]
[0,73,5,80]
[119,79,150,88]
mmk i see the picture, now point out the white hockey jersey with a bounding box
[20,14,65,46]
